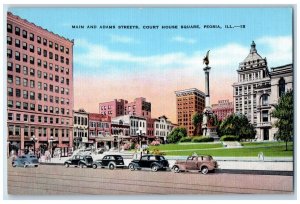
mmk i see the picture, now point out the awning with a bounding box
[95,137,114,142]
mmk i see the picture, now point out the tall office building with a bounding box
[175,88,205,136]
[7,12,74,155]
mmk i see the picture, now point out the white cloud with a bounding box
[171,36,197,44]
[256,36,292,67]
[110,35,136,43]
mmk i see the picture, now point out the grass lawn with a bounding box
[148,143,223,151]
[149,141,293,157]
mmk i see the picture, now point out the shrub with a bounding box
[191,136,214,143]
[151,148,166,156]
[130,143,136,150]
[220,135,240,141]
[179,137,192,143]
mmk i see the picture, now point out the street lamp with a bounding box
[30,135,37,155]
[49,136,54,158]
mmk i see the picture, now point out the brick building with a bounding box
[175,88,205,136]
[7,12,74,156]
[212,100,234,121]
[99,99,127,118]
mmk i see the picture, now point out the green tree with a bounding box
[167,127,187,143]
[192,112,203,136]
[219,113,256,140]
[271,90,293,151]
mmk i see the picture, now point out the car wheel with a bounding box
[151,165,158,172]
[34,165,38,168]
[172,165,180,173]
[64,163,70,168]
[128,163,135,171]
[80,163,85,168]
[201,166,209,175]
[108,163,116,170]
[12,162,16,168]
[92,164,97,169]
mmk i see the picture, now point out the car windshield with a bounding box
[155,156,165,161]
[115,156,123,160]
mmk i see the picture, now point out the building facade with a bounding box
[73,109,88,149]
[175,88,205,136]
[124,97,151,119]
[146,118,156,140]
[154,115,174,142]
[88,113,111,148]
[99,99,127,117]
[233,41,293,140]
[7,12,74,155]
[212,100,234,121]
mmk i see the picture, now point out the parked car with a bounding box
[172,155,218,174]
[12,155,39,168]
[128,154,169,172]
[64,155,93,168]
[92,155,125,170]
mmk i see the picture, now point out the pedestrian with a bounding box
[58,149,61,160]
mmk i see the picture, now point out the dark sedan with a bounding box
[92,155,125,170]
[12,155,39,168]
[64,155,93,168]
[128,154,169,172]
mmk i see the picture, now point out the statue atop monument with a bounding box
[203,50,210,66]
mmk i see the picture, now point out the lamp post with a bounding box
[49,136,54,158]
[30,135,37,155]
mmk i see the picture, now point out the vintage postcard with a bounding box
[4,5,295,199]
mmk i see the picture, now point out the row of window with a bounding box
[8,87,70,105]
[7,48,70,67]
[7,24,70,55]
[74,116,88,126]
[8,125,70,137]
[8,74,70,89]
[7,37,70,65]
[8,62,70,78]
[7,100,70,115]
[8,112,70,125]
[89,122,110,128]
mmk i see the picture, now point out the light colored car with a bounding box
[12,155,39,168]
[172,155,218,174]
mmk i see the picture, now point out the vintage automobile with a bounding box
[172,155,218,174]
[92,155,125,170]
[12,155,39,168]
[64,155,93,168]
[128,154,169,172]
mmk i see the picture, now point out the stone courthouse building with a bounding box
[233,41,293,141]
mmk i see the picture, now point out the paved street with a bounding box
[7,164,293,195]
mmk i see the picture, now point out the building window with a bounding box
[16,64,21,73]
[13,51,19,60]
[7,49,12,58]
[30,56,35,64]
[30,80,35,88]
[15,27,20,35]
[44,117,48,123]
[16,77,20,85]
[30,103,35,111]
[55,54,58,61]
[15,89,21,97]
[44,83,48,91]
[29,44,34,52]
[44,105,48,113]
[37,36,41,44]
[16,101,21,109]
[30,33,34,41]
[30,115,35,122]
[38,71,42,78]
[23,54,28,62]
[43,50,47,57]
[16,114,21,121]
[262,110,269,122]
[7,36,12,45]
[37,47,41,55]
[7,24,12,33]
[22,30,27,38]
[24,114,28,121]
[15,39,20,47]
[8,113,13,120]
[8,87,13,96]
[23,102,28,109]
[279,78,286,97]
[262,95,269,106]
[60,45,64,52]
[23,90,28,99]
[30,92,35,100]
[43,61,47,68]
[49,52,53,59]
[7,62,13,71]
[8,100,13,108]
[49,63,53,70]
[49,41,53,48]
[66,58,69,65]
[43,38,47,46]
[30,68,35,76]
[37,59,42,66]
[55,43,58,50]
[23,42,27,50]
